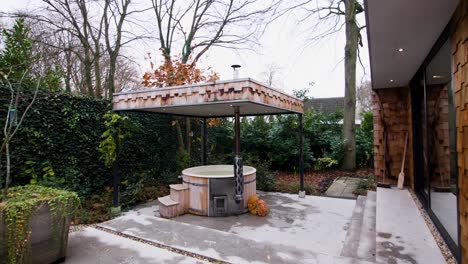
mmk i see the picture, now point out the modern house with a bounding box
[366,0,467,262]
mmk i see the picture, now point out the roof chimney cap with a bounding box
[231,65,241,79]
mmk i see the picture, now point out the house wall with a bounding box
[452,0,468,262]
[372,87,414,188]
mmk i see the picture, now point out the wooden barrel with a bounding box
[182,175,209,216]
[243,171,257,208]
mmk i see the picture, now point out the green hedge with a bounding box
[0,86,178,198]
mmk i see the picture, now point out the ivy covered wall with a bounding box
[0,86,178,197]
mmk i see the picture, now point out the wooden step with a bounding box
[169,183,189,191]
[169,184,189,214]
[158,195,179,218]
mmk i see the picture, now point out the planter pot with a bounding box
[0,203,72,264]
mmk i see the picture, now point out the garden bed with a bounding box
[274,168,374,195]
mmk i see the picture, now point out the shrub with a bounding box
[244,156,276,192]
[356,111,374,168]
[353,177,375,195]
[314,157,339,170]
[304,109,344,167]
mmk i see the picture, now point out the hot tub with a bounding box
[182,165,256,216]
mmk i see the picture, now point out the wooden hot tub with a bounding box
[181,165,256,216]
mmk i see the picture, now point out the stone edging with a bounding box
[93,225,229,264]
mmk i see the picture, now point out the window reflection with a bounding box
[425,40,458,244]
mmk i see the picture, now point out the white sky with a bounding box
[2,0,370,98]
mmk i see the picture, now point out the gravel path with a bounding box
[408,189,456,264]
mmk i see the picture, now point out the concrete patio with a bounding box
[65,190,446,264]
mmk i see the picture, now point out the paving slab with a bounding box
[325,177,360,198]
[376,187,445,264]
[172,192,356,256]
[66,227,208,264]
[98,192,370,264]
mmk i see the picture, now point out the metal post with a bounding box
[299,113,305,198]
[233,106,244,204]
[112,134,120,207]
[202,117,207,165]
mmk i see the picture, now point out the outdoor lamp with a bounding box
[9,107,16,126]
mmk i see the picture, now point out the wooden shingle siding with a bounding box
[452,0,468,262]
[113,79,304,114]
[372,88,413,188]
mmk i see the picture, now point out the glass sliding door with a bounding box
[412,38,459,256]
[425,39,459,246]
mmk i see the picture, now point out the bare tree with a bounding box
[260,62,283,87]
[21,0,151,98]
[0,70,41,195]
[150,0,280,160]
[151,0,279,64]
[102,0,150,96]
[281,0,365,170]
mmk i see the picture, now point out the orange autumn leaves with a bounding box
[142,53,222,126]
[142,53,219,88]
[247,194,269,217]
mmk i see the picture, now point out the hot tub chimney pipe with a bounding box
[231,64,241,79]
[233,106,244,205]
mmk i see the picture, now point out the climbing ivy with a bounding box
[0,85,178,199]
[98,111,134,168]
[0,185,79,264]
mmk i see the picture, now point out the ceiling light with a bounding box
[390,79,394,83]
[397,48,404,52]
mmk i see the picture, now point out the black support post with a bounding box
[202,118,207,165]
[112,134,120,207]
[299,113,305,196]
[233,106,244,204]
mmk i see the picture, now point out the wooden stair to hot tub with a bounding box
[158,184,189,218]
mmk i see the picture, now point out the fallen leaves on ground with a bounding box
[275,168,374,194]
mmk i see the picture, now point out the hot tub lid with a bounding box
[182,165,256,178]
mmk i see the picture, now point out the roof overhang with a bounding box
[365,0,459,89]
[112,78,304,117]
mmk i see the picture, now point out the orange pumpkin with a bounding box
[248,194,259,215]
[256,199,269,217]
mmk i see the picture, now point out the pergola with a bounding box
[112,78,305,207]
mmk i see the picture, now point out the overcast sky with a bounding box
[2,0,370,98]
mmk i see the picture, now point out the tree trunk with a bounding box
[83,50,94,97]
[341,0,358,170]
[107,55,117,96]
[94,55,102,98]
[3,142,10,196]
[186,117,191,160]
[175,119,185,152]
[65,50,72,93]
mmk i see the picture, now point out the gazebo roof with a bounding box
[112,78,303,117]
